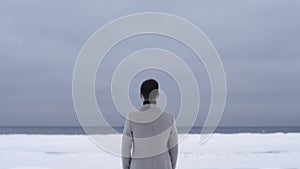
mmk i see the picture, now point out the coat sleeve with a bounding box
[168,115,178,169]
[122,114,133,169]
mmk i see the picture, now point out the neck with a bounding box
[143,100,157,105]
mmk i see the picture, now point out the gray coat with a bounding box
[122,104,178,169]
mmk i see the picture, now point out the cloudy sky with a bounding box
[0,0,299,127]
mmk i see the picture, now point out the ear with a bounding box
[156,92,159,98]
[140,93,144,99]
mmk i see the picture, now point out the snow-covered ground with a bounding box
[0,133,299,169]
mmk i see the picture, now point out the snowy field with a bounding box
[0,133,299,169]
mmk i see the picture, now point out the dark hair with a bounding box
[140,79,159,100]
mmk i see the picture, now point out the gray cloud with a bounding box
[0,0,299,126]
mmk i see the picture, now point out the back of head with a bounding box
[140,79,159,101]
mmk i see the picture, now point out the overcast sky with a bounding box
[0,0,299,127]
